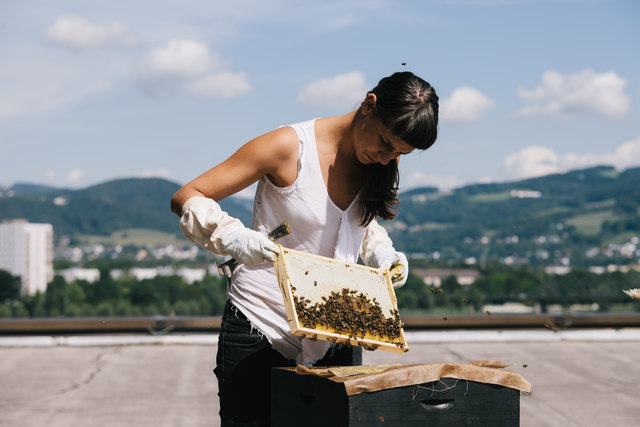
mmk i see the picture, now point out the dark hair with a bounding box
[359,71,439,226]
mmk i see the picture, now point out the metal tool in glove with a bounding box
[216,220,291,277]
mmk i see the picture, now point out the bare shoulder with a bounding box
[250,126,299,162]
[239,125,299,187]
[171,125,300,208]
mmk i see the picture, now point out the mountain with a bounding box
[1,167,639,267]
[0,178,253,237]
[388,165,640,266]
[6,183,62,196]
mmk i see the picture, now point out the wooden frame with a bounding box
[274,245,409,353]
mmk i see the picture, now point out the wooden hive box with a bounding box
[271,367,521,427]
[273,245,409,353]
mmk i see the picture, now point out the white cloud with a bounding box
[66,169,85,185]
[135,39,251,99]
[517,69,630,119]
[136,169,172,179]
[0,57,112,118]
[440,86,496,123]
[46,16,137,49]
[308,16,361,35]
[137,39,223,78]
[405,171,461,191]
[185,72,251,98]
[504,137,640,179]
[504,146,560,178]
[561,136,640,171]
[297,71,368,109]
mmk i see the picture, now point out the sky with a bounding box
[1,0,639,197]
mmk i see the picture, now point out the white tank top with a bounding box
[228,119,366,364]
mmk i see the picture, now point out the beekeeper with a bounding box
[171,71,439,426]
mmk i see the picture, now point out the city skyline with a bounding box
[1,0,639,196]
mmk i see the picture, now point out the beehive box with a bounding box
[271,368,521,427]
[274,245,409,353]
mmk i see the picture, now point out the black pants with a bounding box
[214,300,362,427]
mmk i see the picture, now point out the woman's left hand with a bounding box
[370,247,408,289]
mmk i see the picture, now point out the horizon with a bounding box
[1,1,639,193]
[2,163,633,199]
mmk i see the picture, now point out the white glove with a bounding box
[179,196,279,266]
[369,246,409,289]
[360,220,408,289]
[219,226,279,265]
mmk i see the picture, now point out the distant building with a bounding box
[58,267,101,283]
[110,266,207,284]
[175,267,207,284]
[545,265,571,275]
[413,268,480,287]
[510,189,542,198]
[0,219,54,294]
[482,302,536,314]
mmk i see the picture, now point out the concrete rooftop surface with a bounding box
[1,330,638,427]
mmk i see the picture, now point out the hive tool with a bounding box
[216,220,291,277]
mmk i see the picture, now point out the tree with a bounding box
[44,275,68,316]
[0,270,21,301]
[396,274,434,311]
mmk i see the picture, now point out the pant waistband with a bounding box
[227,300,249,321]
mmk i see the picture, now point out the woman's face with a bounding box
[354,97,415,165]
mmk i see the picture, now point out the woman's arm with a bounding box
[171,126,299,216]
[170,126,299,266]
[360,220,409,288]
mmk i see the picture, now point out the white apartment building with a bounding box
[58,267,101,284]
[413,268,480,288]
[0,219,54,294]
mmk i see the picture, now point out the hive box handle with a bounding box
[421,399,455,412]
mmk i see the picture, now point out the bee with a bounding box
[296,286,403,342]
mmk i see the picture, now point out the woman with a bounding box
[171,71,438,426]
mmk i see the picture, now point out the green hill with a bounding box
[0,178,253,238]
[1,166,639,267]
[390,166,640,266]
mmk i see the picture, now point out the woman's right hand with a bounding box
[171,127,299,266]
[179,196,279,266]
[219,226,279,266]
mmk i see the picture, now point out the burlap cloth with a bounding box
[295,362,531,396]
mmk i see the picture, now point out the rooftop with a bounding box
[1,330,638,427]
